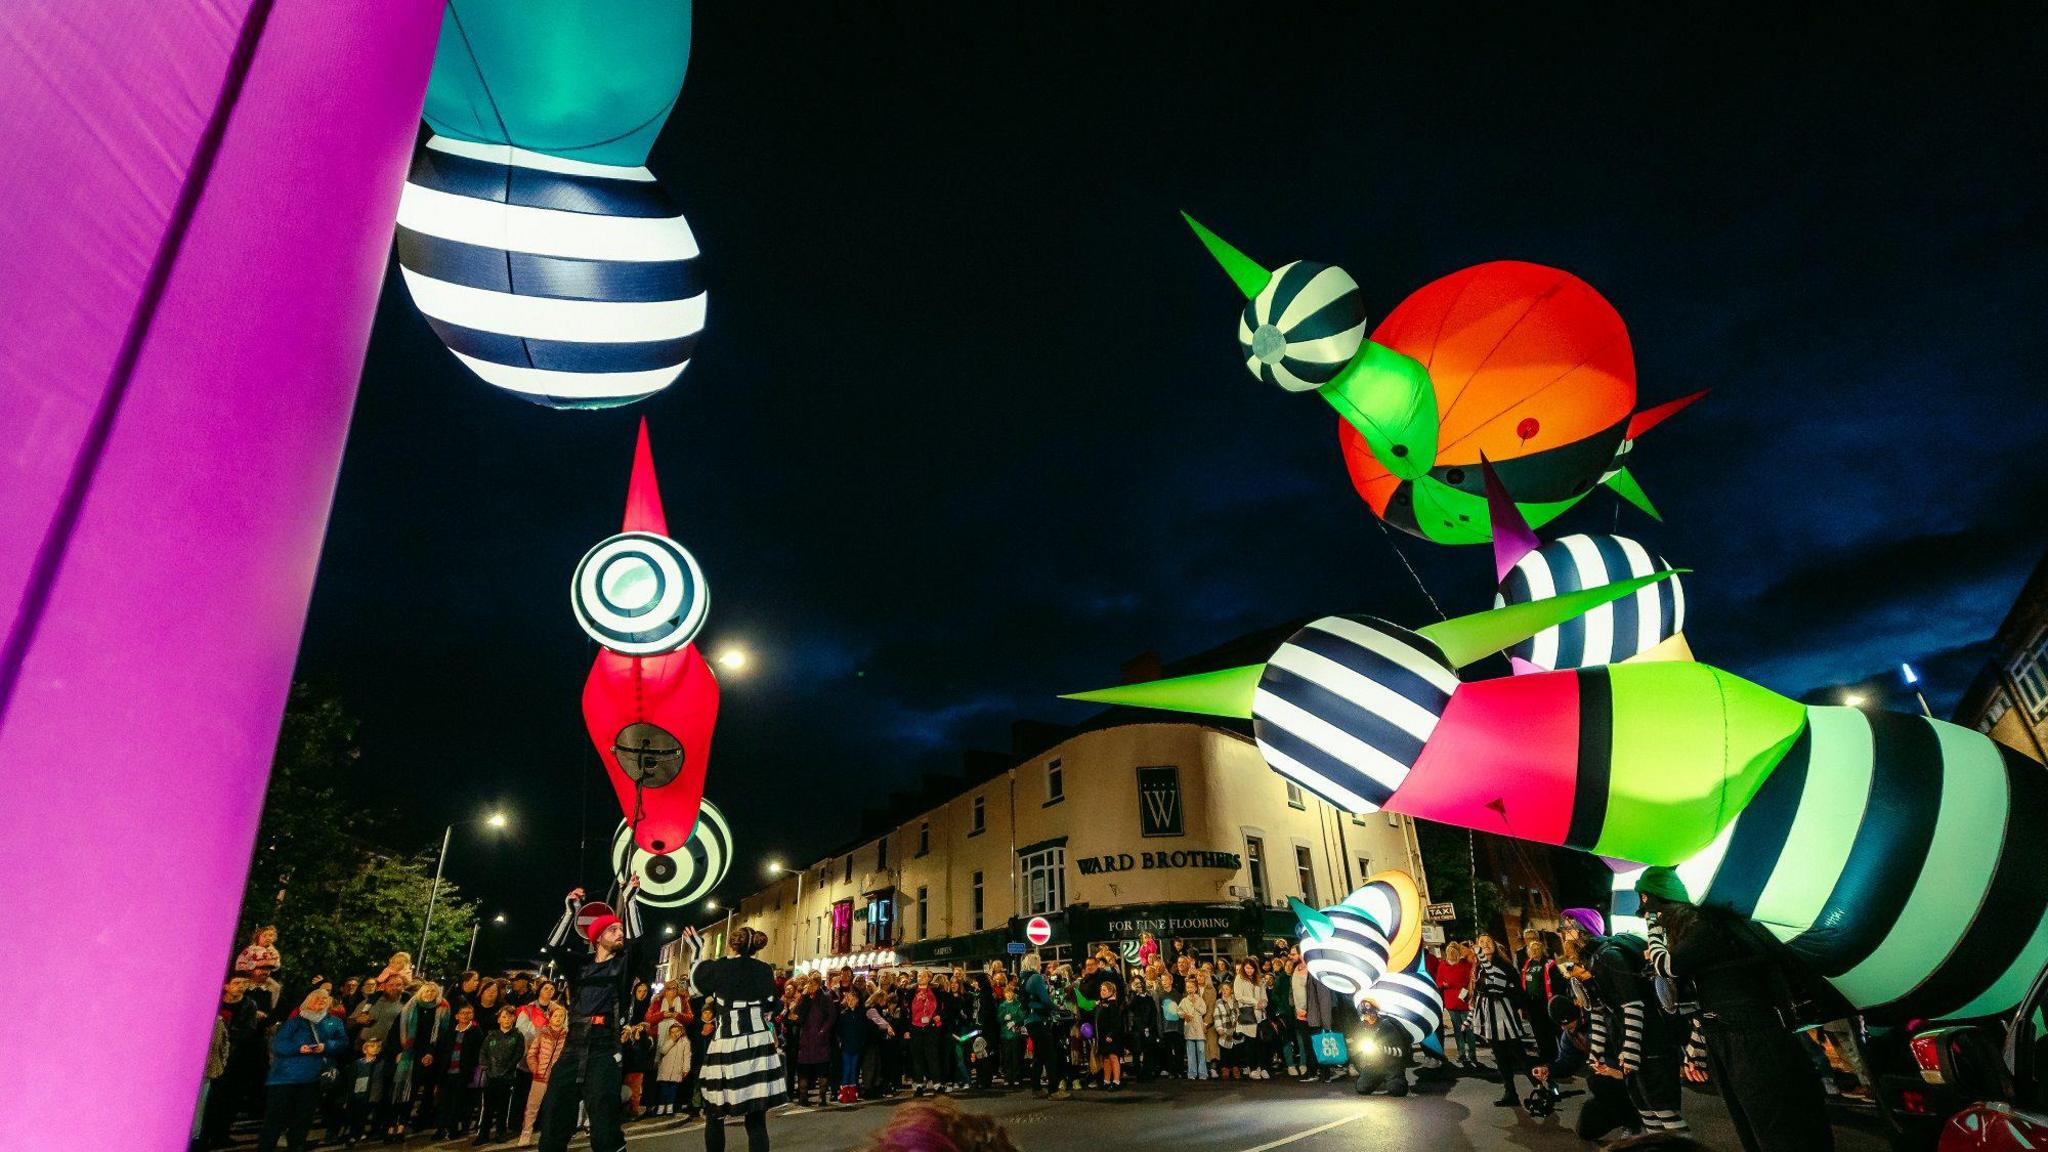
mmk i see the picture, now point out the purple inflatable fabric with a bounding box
[0,2,443,1148]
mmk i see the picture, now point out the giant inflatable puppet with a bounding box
[1183,215,1703,545]
[1291,871,1445,1052]
[396,0,706,408]
[0,3,447,1148]
[1067,574,2048,1023]
[576,421,734,907]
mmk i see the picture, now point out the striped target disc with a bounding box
[611,800,732,908]
[572,531,708,656]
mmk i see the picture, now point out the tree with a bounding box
[231,685,477,984]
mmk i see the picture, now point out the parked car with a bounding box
[1890,962,2048,1151]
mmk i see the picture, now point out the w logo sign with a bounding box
[1137,766,1183,837]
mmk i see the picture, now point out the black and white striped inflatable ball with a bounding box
[394,134,707,410]
[612,800,733,909]
[1238,260,1368,392]
[572,531,709,656]
[1492,534,1686,671]
[1252,616,1459,815]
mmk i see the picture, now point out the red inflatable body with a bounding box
[580,421,720,854]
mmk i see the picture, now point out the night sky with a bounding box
[295,5,2048,965]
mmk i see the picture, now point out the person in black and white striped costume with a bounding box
[679,925,785,1152]
[1467,935,1535,1108]
[537,879,643,1152]
[1579,923,1688,1134]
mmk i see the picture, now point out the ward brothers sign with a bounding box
[1076,849,1242,875]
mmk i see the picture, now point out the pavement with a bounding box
[347,1067,1893,1152]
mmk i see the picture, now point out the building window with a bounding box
[1358,857,1371,885]
[1020,846,1066,914]
[830,900,853,954]
[1046,759,1064,804]
[1245,836,1267,906]
[2013,628,2048,721]
[917,886,929,940]
[917,821,929,857]
[971,795,985,836]
[878,837,888,871]
[1285,780,1306,809]
[863,892,894,947]
[1294,844,1317,906]
[813,916,821,956]
[844,855,854,885]
[972,871,985,930]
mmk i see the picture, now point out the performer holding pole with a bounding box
[680,925,786,1152]
[537,877,642,1152]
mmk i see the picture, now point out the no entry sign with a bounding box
[1025,915,1052,946]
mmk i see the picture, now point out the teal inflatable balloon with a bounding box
[397,1,708,409]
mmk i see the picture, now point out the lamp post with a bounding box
[420,810,510,974]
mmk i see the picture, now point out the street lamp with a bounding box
[493,913,507,924]
[1843,693,1867,708]
[420,809,512,974]
[705,898,719,911]
[716,647,748,672]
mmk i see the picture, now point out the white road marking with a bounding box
[1232,1112,1367,1152]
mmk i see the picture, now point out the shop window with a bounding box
[831,900,853,954]
[971,795,985,836]
[1245,836,1267,906]
[1294,844,1317,906]
[1285,780,1306,810]
[1021,846,1066,914]
[972,871,985,930]
[1046,759,1064,804]
[863,892,894,947]
[917,886,929,940]
[917,821,929,857]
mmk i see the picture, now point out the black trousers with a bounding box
[477,1079,517,1139]
[1026,1023,1065,1091]
[438,1076,474,1133]
[255,1081,322,1152]
[1490,1039,1535,1100]
[910,1030,947,1083]
[537,1035,624,1152]
[1577,1074,1642,1141]
[1354,1063,1410,1096]
[1705,1022,1835,1152]
[1626,1053,1686,1131]
[702,1109,767,1152]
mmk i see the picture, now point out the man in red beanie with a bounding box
[536,876,640,1152]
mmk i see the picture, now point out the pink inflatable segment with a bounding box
[1390,671,1582,845]
[0,3,444,1149]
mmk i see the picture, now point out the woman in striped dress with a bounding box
[683,926,785,1151]
[1468,934,1534,1108]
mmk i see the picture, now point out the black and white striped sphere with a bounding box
[395,135,706,410]
[1238,260,1367,392]
[1492,534,1685,671]
[612,801,732,909]
[1252,616,1458,813]
[572,531,709,656]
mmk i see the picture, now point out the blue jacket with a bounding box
[268,1012,349,1085]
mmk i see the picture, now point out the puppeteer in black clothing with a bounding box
[536,881,642,1152]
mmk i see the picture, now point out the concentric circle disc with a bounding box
[572,531,708,656]
[610,800,732,908]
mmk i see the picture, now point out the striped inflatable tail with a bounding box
[1293,873,1446,1050]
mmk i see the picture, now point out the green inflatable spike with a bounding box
[1604,466,1663,521]
[1319,343,1439,482]
[1061,662,1264,719]
[1289,896,1335,942]
[1418,570,1683,669]
[1181,212,1271,299]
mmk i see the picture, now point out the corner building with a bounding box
[698,719,1428,974]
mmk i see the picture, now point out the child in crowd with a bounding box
[997,986,1027,1088]
[344,1036,388,1147]
[438,1003,482,1138]
[834,989,867,1102]
[519,1004,566,1146]
[656,1019,694,1115]
[474,1006,525,1145]
[1093,982,1126,1091]
[621,1023,657,1118]
[1177,983,1209,1081]
[1213,986,1240,1080]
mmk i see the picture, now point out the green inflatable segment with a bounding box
[1407,478,1586,545]
[1290,896,1336,942]
[1593,664,1806,865]
[1319,343,1439,482]
[424,0,693,166]
[1060,663,1264,719]
[1181,213,1271,299]
[1603,466,1663,521]
[1418,570,1681,670]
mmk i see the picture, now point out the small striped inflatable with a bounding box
[1238,260,1367,392]
[611,800,732,909]
[1493,534,1684,671]
[395,134,706,409]
[1655,706,2048,1021]
[1295,873,1444,1048]
[1253,616,1459,814]
[572,531,709,656]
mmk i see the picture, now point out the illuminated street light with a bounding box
[705,898,720,911]
[493,913,506,924]
[664,924,676,936]
[486,811,509,829]
[1843,693,1867,708]
[766,860,784,876]
[716,647,749,672]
